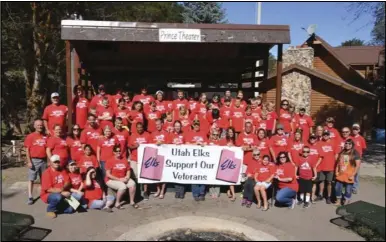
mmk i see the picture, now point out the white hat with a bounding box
[50,155,60,162]
[155,90,164,96]
[352,123,360,128]
[51,92,60,98]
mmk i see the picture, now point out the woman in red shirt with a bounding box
[195,93,209,119]
[254,155,276,211]
[66,125,83,163]
[219,127,237,201]
[114,98,130,127]
[278,100,294,136]
[47,124,70,168]
[97,126,119,178]
[73,85,89,129]
[128,101,144,135]
[163,111,175,133]
[265,102,278,138]
[105,145,138,209]
[84,167,115,212]
[67,160,87,209]
[176,106,191,134]
[256,128,270,158]
[96,97,114,130]
[288,129,305,166]
[78,144,99,175]
[275,151,298,208]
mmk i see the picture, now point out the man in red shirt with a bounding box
[220,97,232,128]
[90,84,112,110]
[112,117,129,159]
[315,130,339,204]
[40,155,73,218]
[80,114,102,153]
[269,124,289,160]
[128,122,151,199]
[96,97,114,130]
[42,92,68,136]
[110,88,123,110]
[324,117,340,143]
[73,86,89,129]
[235,90,247,108]
[151,119,168,144]
[230,98,245,135]
[145,101,162,133]
[133,86,154,106]
[185,120,209,145]
[24,119,48,205]
[339,127,351,151]
[236,122,258,165]
[351,123,366,194]
[172,90,189,118]
[293,108,314,142]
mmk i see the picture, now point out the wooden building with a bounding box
[261,34,381,137]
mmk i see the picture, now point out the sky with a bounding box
[222,2,375,54]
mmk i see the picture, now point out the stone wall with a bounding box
[281,47,314,114]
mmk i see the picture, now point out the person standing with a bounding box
[351,123,367,194]
[66,124,83,163]
[269,124,289,160]
[114,98,131,128]
[278,100,294,136]
[89,84,112,110]
[96,97,114,130]
[307,134,322,203]
[80,114,102,154]
[288,129,305,166]
[42,92,68,136]
[154,90,169,115]
[265,102,278,138]
[128,101,145,135]
[219,127,237,201]
[236,122,258,166]
[24,119,48,205]
[293,108,314,142]
[208,129,221,199]
[242,149,261,208]
[97,126,119,178]
[112,117,130,160]
[46,125,70,169]
[73,86,89,130]
[230,98,245,136]
[172,90,189,118]
[40,155,73,218]
[145,101,162,133]
[324,117,340,143]
[220,90,233,104]
[133,86,154,106]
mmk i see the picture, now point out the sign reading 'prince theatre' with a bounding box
[159,28,201,42]
[137,144,243,185]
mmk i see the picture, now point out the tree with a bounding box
[340,38,366,46]
[268,53,277,75]
[181,2,227,24]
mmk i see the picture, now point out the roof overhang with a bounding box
[61,20,290,44]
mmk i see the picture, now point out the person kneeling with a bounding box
[84,167,115,212]
[40,155,74,218]
[105,145,138,209]
[254,155,275,211]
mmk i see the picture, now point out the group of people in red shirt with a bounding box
[24,84,366,218]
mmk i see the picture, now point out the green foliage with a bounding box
[181,2,227,24]
[340,38,366,46]
[370,2,385,46]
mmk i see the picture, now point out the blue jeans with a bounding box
[191,184,206,198]
[89,195,115,209]
[335,181,353,200]
[47,193,74,214]
[353,170,359,190]
[71,192,88,209]
[100,161,106,178]
[275,187,297,207]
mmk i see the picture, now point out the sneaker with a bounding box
[194,197,200,202]
[175,193,180,199]
[27,197,34,205]
[46,212,57,218]
[326,197,332,204]
[311,198,316,204]
[143,191,149,201]
[199,196,205,201]
[303,202,311,208]
[297,200,303,206]
[315,195,323,202]
[352,188,358,194]
[289,199,296,209]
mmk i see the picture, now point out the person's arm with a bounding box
[294,165,299,179]
[269,147,276,161]
[124,170,131,183]
[96,146,101,163]
[46,147,52,161]
[352,159,361,177]
[335,162,340,177]
[272,119,277,134]
[288,152,296,166]
[43,120,50,135]
[265,174,275,183]
[85,171,93,187]
[254,172,259,182]
[315,157,322,170]
[25,148,32,169]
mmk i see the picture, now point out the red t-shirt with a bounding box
[195,103,208,119]
[236,132,258,164]
[255,162,276,182]
[40,168,69,203]
[112,128,129,158]
[196,116,210,135]
[24,132,47,159]
[42,104,68,131]
[189,100,198,113]
[128,132,150,162]
[244,114,259,131]
[114,107,130,126]
[163,120,174,133]
[276,162,298,192]
[208,139,221,146]
[251,108,262,121]
[184,130,209,144]
[155,100,169,114]
[105,157,130,182]
[288,140,304,164]
[219,138,235,146]
[324,126,341,143]
[77,154,99,174]
[230,106,245,132]
[318,139,339,171]
[255,138,270,157]
[167,132,185,144]
[68,172,82,190]
[98,136,119,161]
[47,136,69,168]
[220,106,232,128]
[172,99,189,116]
[90,94,112,109]
[133,94,154,105]
[266,111,278,131]
[308,141,322,172]
[245,158,261,175]
[80,126,102,153]
[177,115,191,133]
[279,109,293,133]
[125,101,133,111]
[269,134,289,157]
[66,137,83,162]
[84,180,104,207]
[96,106,114,130]
[296,156,317,180]
[293,114,314,141]
[352,134,367,157]
[150,130,168,144]
[232,100,247,109]
[129,110,144,134]
[74,97,89,129]
[145,110,161,133]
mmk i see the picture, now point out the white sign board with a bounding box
[137,144,243,185]
[159,28,201,42]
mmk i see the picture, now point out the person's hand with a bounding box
[46,129,51,136]
[296,175,300,179]
[156,141,162,146]
[61,191,71,198]
[348,176,354,181]
[312,176,317,181]
[247,173,253,178]
[27,162,33,169]
[76,191,84,196]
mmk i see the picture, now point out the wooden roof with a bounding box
[334,46,384,65]
[266,64,377,100]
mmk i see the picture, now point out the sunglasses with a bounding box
[279,156,286,159]
[253,153,260,156]
[303,151,310,154]
[277,128,283,131]
[52,160,60,164]
[342,131,350,133]
[69,163,77,166]
[344,143,353,145]
[114,150,122,153]
[282,104,289,106]
[73,128,80,131]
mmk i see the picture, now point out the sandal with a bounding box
[115,205,125,210]
[230,196,236,202]
[154,192,160,198]
[241,198,247,206]
[262,206,269,211]
[102,207,113,213]
[130,203,139,209]
[227,190,232,198]
[256,203,261,209]
[159,194,164,199]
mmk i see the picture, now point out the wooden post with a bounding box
[65,40,73,129]
[275,44,283,114]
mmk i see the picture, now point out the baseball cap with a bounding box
[322,130,330,135]
[352,123,360,129]
[51,92,59,98]
[68,160,77,165]
[155,90,164,96]
[326,117,335,123]
[50,155,60,162]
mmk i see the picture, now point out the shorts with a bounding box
[28,158,47,181]
[255,182,271,189]
[317,171,334,182]
[129,160,138,179]
[298,178,313,194]
[106,179,136,191]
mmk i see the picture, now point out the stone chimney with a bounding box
[281,47,314,115]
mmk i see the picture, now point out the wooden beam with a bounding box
[275,44,283,115]
[65,40,73,129]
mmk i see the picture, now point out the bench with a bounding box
[333,201,385,240]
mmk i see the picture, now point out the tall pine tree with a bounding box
[181,2,227,24]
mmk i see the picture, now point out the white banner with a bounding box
[159,28,201,42]
[137,144,244,185]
